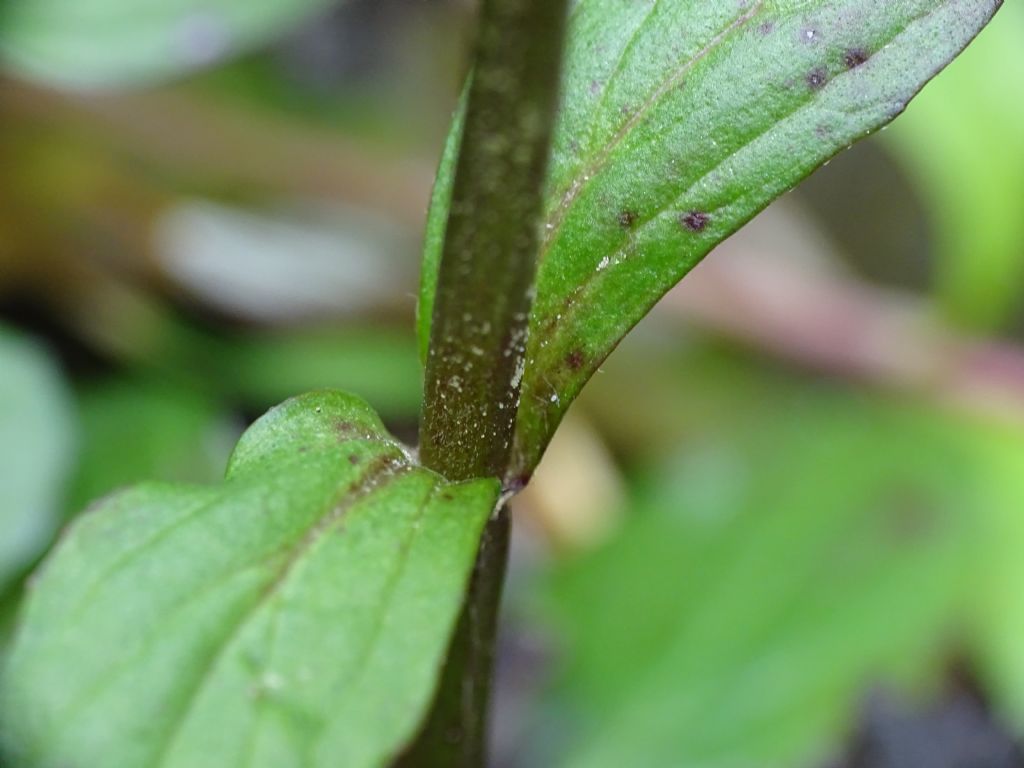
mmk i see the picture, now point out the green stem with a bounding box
[418,0,569,482]
[411,0,569,763]
[397,509,510,767]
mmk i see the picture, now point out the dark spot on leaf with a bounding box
[617,210,638,229]
[566,348,585,370]
[680,211,710,232]
[758,20,774,36]
[334,420,361,442]
[807,67,828,90]
[348,454,361,465]
[441,492,454,502]
[844,48,870,69]
[589,79,601,95]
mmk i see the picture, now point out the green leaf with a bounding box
[1,391,499,768]
[961,425,1024,727]
[419,0,1002,480]
[68,378,232,514]
[0,327,74,593]
[216,328,423,421]
[0,0,339,89]
[881,0,1024,331]
[531,395,983,768]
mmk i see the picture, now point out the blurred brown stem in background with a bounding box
[2,79,434,228]
[666,233,1024,429]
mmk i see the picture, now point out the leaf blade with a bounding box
[514,0,1002,477]
[418,0,1003,481]
[1,391,499,768]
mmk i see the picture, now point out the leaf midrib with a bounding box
[149,454,411,768]
[238,484,443,768]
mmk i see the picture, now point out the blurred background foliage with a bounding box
[1,1,1023,766]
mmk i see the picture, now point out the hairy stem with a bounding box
[411,0,569,763]
[418,0,569,482]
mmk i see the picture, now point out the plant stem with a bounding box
[411,0,569,764]
[418,0,569,482]
[397,509,510,767]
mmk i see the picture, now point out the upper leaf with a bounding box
[1,391,499,768]
[0,327,74,593]
[0,0,338,89]
[418,0,1002,481]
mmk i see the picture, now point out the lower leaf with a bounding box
[0,391,498,768]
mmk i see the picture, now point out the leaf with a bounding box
[881,0,1024,331]
[216,328,423,421]
[67,378,232,514]
[418,0,1002,480]
[0,0,339,89]
[961,425,1024,728]
[529,394,984,768]
[0,327,74,593]
[1,391,499,768]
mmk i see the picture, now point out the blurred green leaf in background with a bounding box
[0,327,74,594]
[0,0,341,89]
[524,355,1023,768]
[883,0,1024,333]
[67,377,233,515]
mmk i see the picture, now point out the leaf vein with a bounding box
[149,456,409,768]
